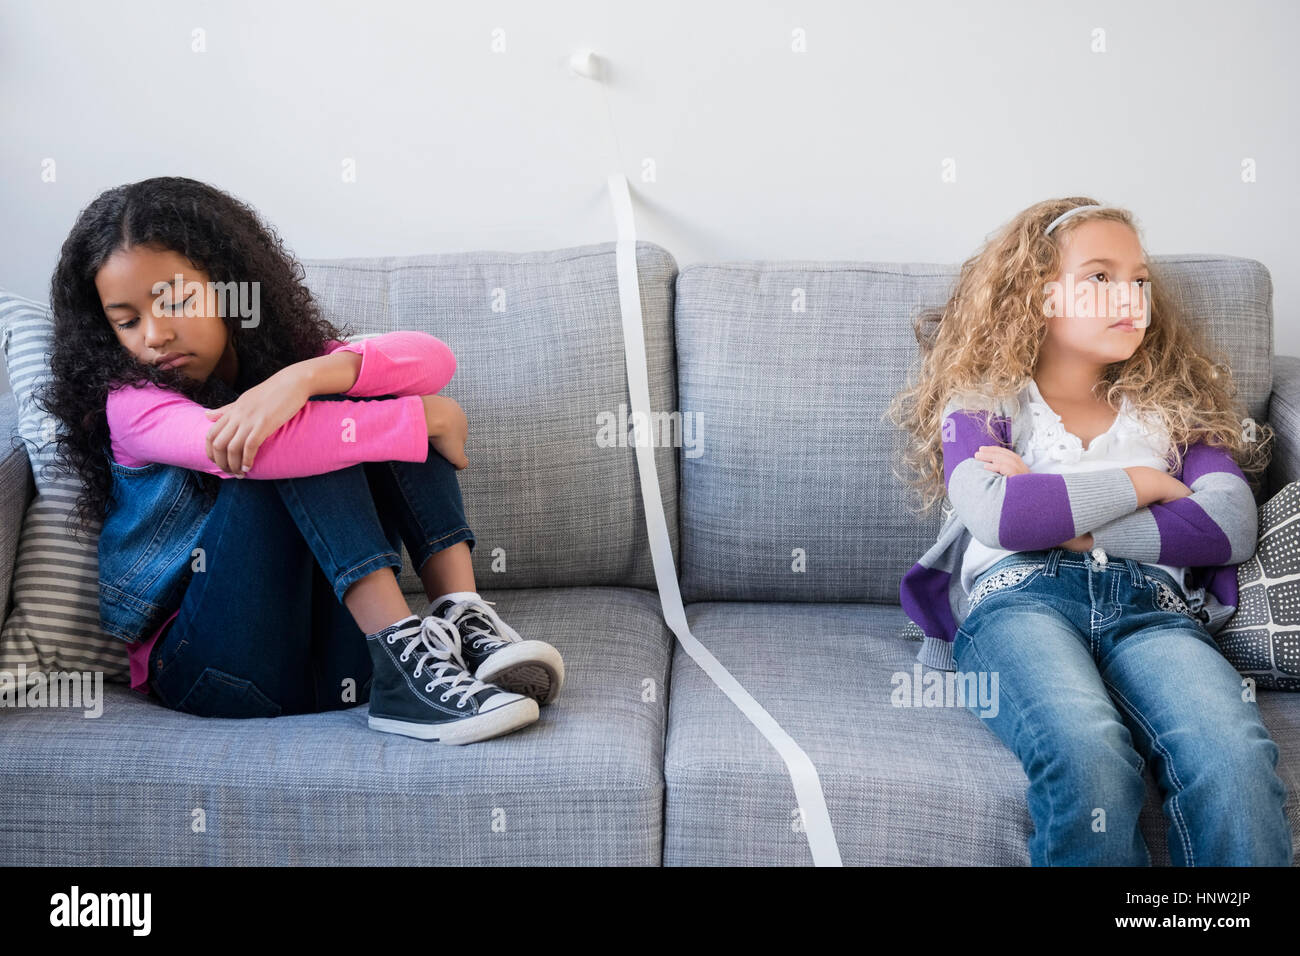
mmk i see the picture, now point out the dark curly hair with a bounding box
[36,176,355,543]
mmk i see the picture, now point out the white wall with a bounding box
[3,0,1297,397]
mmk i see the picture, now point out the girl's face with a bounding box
[95,244,236,386]
[1042,219,1150,367]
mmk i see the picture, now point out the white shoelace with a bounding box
[440,598,524,653]
[387,615,495,708]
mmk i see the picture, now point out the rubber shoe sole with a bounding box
[368,692,539,745]
[474,641,565,705]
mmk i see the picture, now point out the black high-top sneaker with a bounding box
[426,597,565,706]
[365,614,538,744]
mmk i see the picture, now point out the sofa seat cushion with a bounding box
[664,601,1300,865]
[0,587,671,865]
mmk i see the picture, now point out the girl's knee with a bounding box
[210,472,303,537]
[1031,726,1147,801]
[1193,735,1285,798]
[220,472,284,503]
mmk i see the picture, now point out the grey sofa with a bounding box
[0,241,1296,865]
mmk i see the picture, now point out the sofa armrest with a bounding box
[0,391,35,623]
[1267,355,1300,497]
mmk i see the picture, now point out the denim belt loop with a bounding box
[1043,548,1063,577]
[1123,558,1143,587]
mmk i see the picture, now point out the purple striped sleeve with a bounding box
[1090,441,1257,565]
[942,404,1140,550]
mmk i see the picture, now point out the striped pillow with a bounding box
[0,290,130,687]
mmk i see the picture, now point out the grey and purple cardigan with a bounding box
[900,391,1259,670]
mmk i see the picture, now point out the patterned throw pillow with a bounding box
[0,290,130,688]
[1214,481,1300,690]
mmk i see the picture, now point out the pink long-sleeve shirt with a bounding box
[105,331,457,696]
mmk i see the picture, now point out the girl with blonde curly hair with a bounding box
[887,197,1292,865]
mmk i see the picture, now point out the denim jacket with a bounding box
[97,458,215,644]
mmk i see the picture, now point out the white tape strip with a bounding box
[606,173,842,866]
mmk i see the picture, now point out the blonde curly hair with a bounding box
[884,196,1274,519]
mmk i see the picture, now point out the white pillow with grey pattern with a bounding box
[1215,481,1300,690]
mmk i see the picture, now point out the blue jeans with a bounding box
[148,407,475,719]
[953,547,1293,866]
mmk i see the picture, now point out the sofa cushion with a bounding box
[1268,355,1300,496]
[662,601,1300,865]
[302,240,680,593]
[0,586,672,865]
[675,255,1275,603]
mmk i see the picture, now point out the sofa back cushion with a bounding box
[675,255,1274,604]
[302,240,679,593]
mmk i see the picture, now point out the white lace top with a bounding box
[959,378,1192,596]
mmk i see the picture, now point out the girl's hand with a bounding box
[1125,465,1192,507]
[1157,473,1193,504]
[974,445,1030,477]
[422,394,469,470]
[203,368,311,476]
[1059,533,1094,552]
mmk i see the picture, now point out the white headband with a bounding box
[1044,203,1116,235]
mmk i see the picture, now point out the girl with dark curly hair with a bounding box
[38,176,563,744]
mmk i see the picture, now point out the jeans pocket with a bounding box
[1141,574,1202,624]
[177,667,283,719]
[967,562,1047,614]
[153,631,187,671]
